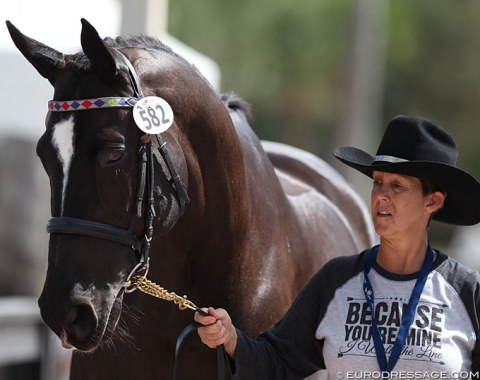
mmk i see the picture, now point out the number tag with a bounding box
[133,96,174,134]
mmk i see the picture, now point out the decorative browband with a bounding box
[48,97,138,112]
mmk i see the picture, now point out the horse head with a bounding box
[6,19,200,352]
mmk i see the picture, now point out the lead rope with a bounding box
[124,274,232,380]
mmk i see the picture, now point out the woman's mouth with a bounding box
[377,210,391,217]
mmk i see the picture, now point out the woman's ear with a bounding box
[425,191,446,214]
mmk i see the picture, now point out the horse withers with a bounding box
[6,19,374,379]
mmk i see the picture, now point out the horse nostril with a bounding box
[65,303,98,345]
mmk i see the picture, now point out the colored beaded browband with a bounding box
[48,97,138,112]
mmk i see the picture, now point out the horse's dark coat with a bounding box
[7,19,374,379]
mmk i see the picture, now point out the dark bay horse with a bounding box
[7,19,374,379]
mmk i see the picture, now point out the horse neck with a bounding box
[142,62,283,304]
[185,96,249,214]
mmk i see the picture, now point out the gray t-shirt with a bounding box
[235,249,480,379]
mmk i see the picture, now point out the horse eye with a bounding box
[103,143,126,165]
[106,150,124,164]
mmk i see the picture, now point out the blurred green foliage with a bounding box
[169,0,353,155]
[169,0,480,172]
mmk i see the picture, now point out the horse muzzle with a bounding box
[39,282,125,352]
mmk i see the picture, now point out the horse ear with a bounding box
[80,18,118,77]
[5,20,65,86]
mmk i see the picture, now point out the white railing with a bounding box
[0,297,71,380]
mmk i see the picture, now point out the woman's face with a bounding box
[370,171,435,240]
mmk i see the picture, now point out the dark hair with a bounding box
[420,178,445,196]
[420,178,446,227]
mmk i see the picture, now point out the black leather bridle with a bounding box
[46,51,190,285]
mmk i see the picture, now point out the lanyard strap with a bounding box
[363,244,433,375]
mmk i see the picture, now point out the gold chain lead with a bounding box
[129,275,199,312]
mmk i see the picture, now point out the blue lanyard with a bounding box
[363,244,433,375]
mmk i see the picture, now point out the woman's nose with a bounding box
[372,183,390,199]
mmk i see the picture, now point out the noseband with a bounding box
[46,50,190,287]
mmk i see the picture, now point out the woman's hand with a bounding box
[195,307,238,358]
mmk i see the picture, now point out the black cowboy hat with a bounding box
[334,115,480,226]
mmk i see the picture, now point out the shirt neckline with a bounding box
[371,249,440,281]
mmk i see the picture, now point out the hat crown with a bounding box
[376,115,458,165]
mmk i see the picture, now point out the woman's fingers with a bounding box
[195,307,237,354]
[195,307,217,325]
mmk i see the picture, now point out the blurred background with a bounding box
[1,0,480,378]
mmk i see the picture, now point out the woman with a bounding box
[195,115,480,379]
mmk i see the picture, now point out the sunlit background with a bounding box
[1,1,480,378]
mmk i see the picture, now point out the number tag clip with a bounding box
[133,96,174,134]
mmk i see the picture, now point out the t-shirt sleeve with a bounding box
[233,255,363,379]
[469,280,480,374]
[435,254,480,375]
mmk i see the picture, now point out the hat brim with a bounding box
[334,146,480,226]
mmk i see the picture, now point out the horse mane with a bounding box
[221,92,253,121]
[105,35,176,56]
[66,34,182,71]
[66,34,253,122]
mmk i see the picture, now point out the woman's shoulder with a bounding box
[323,248,370,271]
[309,248,370,287]
[433,251,480,309]
[434,251,480,284]
[433,251,480,335]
